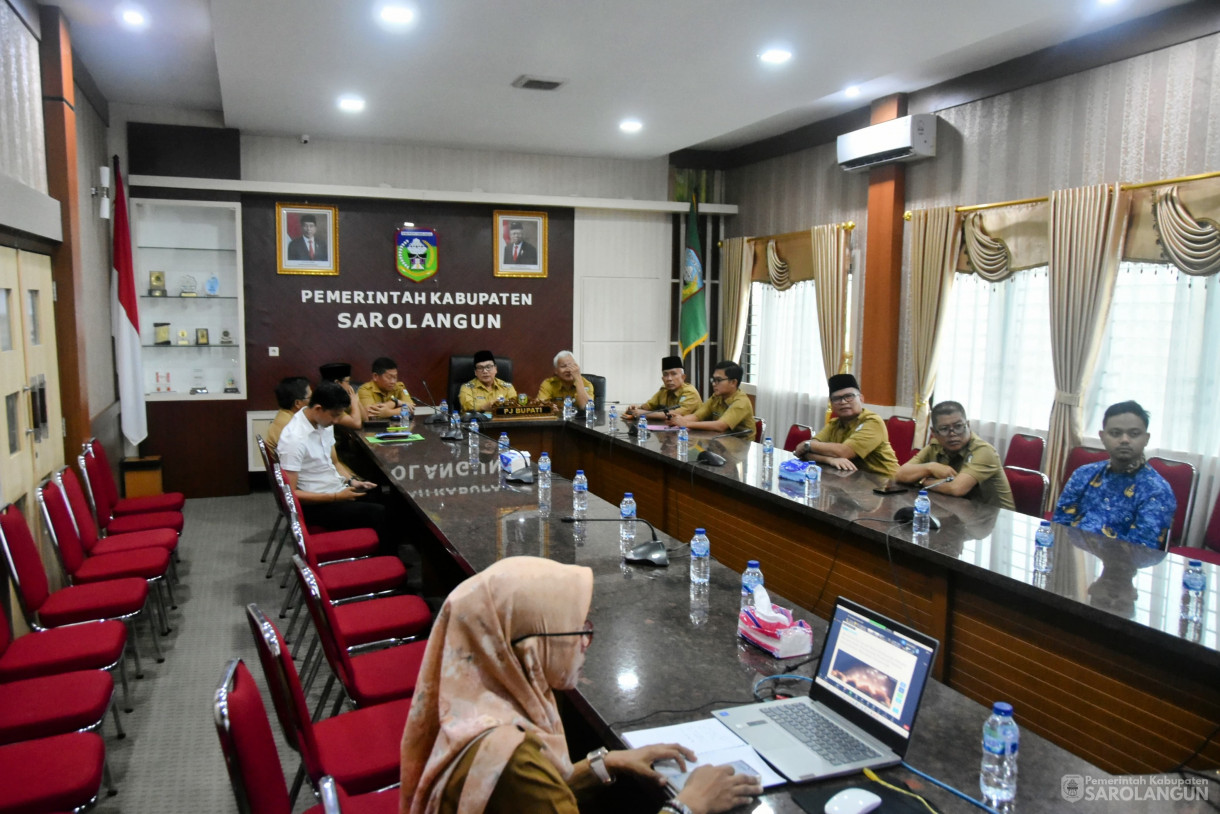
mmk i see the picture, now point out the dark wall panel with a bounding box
[127,123,241,179]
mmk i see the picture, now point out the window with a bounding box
[744,280,826,437]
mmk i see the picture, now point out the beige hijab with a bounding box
[399,556,594,814]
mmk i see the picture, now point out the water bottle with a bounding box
[438,399,449,420]
[467,418,480,449]
[689,583,709,627]
[762,436,774,468]
[398,402,411,425]
[572,470,589,514]
[912,490,931,538]
[450,411,461,432]
[804,462,822,501]
[1033,520,1054,574]
[741,560,764,609]
[585,399,596,424]
[637,414,649,441]
[979,702,1019,809]
[1182,560,1206,623]
[537,480,551,517]
[608,405,617,425]
[498,431,510,452]
[677,426,689,459]
[619,493,637,552]
[537,452,552,484]
[689,529,710,585]
[563,396,574,420]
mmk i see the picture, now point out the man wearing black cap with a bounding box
[795,373,898,476]
[669,360,755,435]
[319,362,362,431]
[625,356,702,421]
[460,350,517,412]
[502,221,537,266]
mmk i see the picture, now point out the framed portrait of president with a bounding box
[494,210,547,278]
[277,203,339,276]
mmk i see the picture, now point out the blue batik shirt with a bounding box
[1053,460,1177,549]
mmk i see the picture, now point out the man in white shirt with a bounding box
[277,380,384,537]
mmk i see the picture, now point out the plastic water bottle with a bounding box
[537,481,551,517]
[980,702,1019,809]
[677,426,689,458]
[762,436,774,468]
[498,431,510,452]
[449,411,461,432]
[689,529,710,585]
[1182,560,1206,623]
[585,399,595,424]
[537,452,552,484]
[636,414,649,441]
[619,493,637,552]
[438,399,449,420]
[608,405,617,425]
[1033,521,1054,574]
[912,490,931,538]
[804,462,822,501]
[399,403,412,425]
[467,418,480,450]
[572,470,588,514]
[741,560,764,609]
[689,583,709,627]
[563,396,574,420]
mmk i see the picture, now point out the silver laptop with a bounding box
[713,597,939,783]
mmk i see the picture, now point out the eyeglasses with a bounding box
[474,363,496,372]
[933,422,968,436]
[829,392,859,404]
[710,376,729,385]
[510,619,594,648]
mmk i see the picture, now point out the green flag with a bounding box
[679,194,708,359]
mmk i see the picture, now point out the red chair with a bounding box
[0,732,114,813]
[245,604,412,805]
[1171,490,1220,565]
[213,657,398,814]
[885,415,917,465]
[1061,446,1108,486]
[753,416,767,444]
[0,599,128,691]
[267,461,379,583]
[1148,456,1197,547]
[78,448,183,537]
[1003,433,1045,471]
[55,467,180,564]
[782,423,814,453]
[1004,466,1050,518]
[0,670,122,744]
[81,437,184,516]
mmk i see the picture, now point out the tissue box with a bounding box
[738,604,813,659]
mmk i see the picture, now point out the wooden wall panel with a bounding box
[144,400,247,497]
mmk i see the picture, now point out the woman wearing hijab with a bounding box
[400,557,761,814]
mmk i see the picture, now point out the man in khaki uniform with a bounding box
[626,355,702,420]
[795,373,898,477]
[669,361,755,435]
[536,351,595,408]
[357,356,414,419]
[265,376,310,455]
[895,401,1015,510]
[460,350,518,412]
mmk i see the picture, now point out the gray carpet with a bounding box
[92,491,326,814]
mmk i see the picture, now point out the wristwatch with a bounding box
[587,747,614,785]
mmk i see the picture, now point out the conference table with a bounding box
[356,414,1217,812]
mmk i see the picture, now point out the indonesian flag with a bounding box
[111,156,147,445]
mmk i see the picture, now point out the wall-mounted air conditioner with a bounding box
[836,114,936,172]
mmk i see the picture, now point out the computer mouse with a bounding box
[824,787,882,814]
[696,450,726,466]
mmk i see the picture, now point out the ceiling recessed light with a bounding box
[118,7,148,28]
[844,85,861,98]
[379,5,415,25]
[1098,0,1119,5]
[337,95,366,113]
[759,49,792,65]
[619,119,643,134]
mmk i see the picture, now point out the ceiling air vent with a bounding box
[511,75,566,91]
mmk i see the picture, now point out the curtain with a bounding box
[752,280,826,443]
[907,206,962,441]
[1045,183,1130,500]
[1152,186,1220,276]
[719,237,753,362]
[810,224,852,379]
[766,240,792,290]
[962,213,1016,281]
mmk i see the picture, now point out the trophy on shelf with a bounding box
[179,275,199,297]
[205,275,220,297]
[219,330,234,345]
[195,328,210,346]
[155,371,171,392]
[176,329,190,345]
[189,369,208,395]
[224,375,240,394]
[154,322,171,346]
[149,271,167,297]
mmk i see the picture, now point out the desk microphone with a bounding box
[417,380,449,424]
[559,516,669,566]
[497,445,535,484]
[892,475,954,530]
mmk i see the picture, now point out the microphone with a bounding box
[892,475,954,530]
[497,445,535,484]
[418,380,448,424]
[559,516,669,566]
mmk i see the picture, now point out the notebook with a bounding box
[712,597,939,783]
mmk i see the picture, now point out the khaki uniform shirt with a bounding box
[692,389,756,434]
[640,382,703,416]
[264,409,294,455]
[910,435,1015,510]
[460,377,518,412]
[357,380,412,411]
[536,376,594,403]
[441,732,598,814]
[814,408,899,477]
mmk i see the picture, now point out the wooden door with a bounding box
[16,251,63,484]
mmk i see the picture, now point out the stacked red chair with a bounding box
[0,732,115,813]
[80,437,184,519]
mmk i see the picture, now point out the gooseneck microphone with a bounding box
[418,380,449,424]
[559,516,669,566]
[891,475,955,530]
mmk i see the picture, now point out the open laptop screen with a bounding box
[814,600,937,739]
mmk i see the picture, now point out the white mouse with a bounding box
[824,786,882,814]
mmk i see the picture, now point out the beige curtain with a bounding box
[1152,186,1220,275]
[1045,183,1130,500]
[908,206,962,441]
[766,240,792,290]
[719,237,754,361]
[809,224,852,379]
[962,213,1016,281]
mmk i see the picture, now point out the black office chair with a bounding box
[583,374,606,412]
[447,355,513,408]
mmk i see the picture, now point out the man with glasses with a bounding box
[895,401,1015,509]
[794,373,898,476]
[624,355,702,421]
[1053,400,1176,549]
[460,350,518,412]
[668,360,756,435]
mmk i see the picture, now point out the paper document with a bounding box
[622,719,785,789]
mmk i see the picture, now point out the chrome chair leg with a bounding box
[115,657,133,712]
[152,580,171,635]
[169,556,180,584]
[289,763,307,807]
[312,674,335,722]
[261,514,283,562]
[301,645,324,696]
[102,755,118,797]
[329,687,346,719]
[265,527,289,579]
[284,601,305,647]
[145,601,165,662]
[279,580,300,618]
[164,573,179,609]
[109,697,127,739]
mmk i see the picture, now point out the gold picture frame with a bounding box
[277,203,339,276]
[493,210,547,278]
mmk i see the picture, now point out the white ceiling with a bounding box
[56,0,1190,159]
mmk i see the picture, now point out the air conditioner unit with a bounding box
[836,114,936,172]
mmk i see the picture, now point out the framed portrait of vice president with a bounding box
[494,210,547,278]
[277,203,339,276]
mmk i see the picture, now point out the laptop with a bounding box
[712,596,939,783]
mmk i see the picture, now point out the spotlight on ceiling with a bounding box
[844,85,861,98]
[338,95,366,113]
[118,6,148,28]
[759,49,792,65]
[379,5,415,25]
[619,119,643,134]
